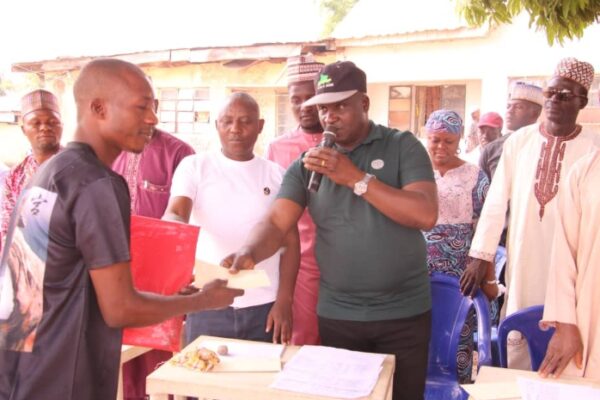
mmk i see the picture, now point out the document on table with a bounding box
[517,376,600,400]
[461,382,521,399]
[270,345,386,398]
[194,260,270,290]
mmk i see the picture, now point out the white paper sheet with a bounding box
[517,376,600,400]
[194,260,270,290]
[461,382,521,400]
[270,345,386,398]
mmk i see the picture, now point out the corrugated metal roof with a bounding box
[2,0,325,64]
[333,0,470,39]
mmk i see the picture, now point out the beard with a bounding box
[300,119,322,133]
[36,140,61,155]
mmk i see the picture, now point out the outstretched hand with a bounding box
[220,250,256,274]
[198,279,244,310]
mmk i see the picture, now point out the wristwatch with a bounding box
[353,173,374,196]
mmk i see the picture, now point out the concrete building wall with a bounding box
[338,15,600,130]
[0,124,28,167]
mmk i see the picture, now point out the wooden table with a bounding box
[147,336,395,400]
[463,366,600,400]
[118,345,152,400]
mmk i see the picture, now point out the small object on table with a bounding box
[217,345,229,356]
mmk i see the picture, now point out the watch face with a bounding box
[354,181,367,195]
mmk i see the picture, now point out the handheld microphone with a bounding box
[307,126,337,192]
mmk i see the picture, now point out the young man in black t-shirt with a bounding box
[0,59,243,400]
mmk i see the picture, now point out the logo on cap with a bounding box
[302,61,368,107]
[317,74,333,88]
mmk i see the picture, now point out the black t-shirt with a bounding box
[0,142,131,400]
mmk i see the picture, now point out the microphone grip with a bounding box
[307,170,324,192]
[307,130,336,192]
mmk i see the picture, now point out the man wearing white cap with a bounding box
[539,84,600,381]
[1,90,63,247]
[461,57,600,370]
[479,82,543,180]
[265,54,324,345]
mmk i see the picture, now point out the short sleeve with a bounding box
[172,143,196,168]
[397,133,435,187]
[170,155,198,201]
[276,157,308,208]
[73,176,131,269]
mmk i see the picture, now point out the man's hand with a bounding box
[539,323,583,378]
[197,279,244,310]
[220,250,256,274]
[460,258,487,297]
[178,284,199,296]
[302,147,363,188]
[266,299,293,344]
[177,274,198,295]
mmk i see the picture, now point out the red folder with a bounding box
[122,215,199,352]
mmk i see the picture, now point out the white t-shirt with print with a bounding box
[170,151,285,308]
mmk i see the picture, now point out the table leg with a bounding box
[116,364,124,400]
[385,382,393,400]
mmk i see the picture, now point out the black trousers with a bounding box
[318,310,431,400]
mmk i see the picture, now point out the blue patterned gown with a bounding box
[425,162,489,383]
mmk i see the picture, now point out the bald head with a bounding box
[72,58,158,165]
[74,59,150,111]
[218,92,260,119]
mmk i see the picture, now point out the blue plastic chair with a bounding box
[426,273,492,400]
[490,245,507,366]
[497,304,555,370]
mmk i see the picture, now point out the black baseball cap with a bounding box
[303,61,367,106]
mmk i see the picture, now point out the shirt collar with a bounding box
[336,121,381,154]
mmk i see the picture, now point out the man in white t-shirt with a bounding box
[163,92,299,344]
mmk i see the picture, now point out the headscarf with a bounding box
[425,109,463,134]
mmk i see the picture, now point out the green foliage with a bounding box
[455,0,600,45]
[319,0,359,36]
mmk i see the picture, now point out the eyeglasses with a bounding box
[542,88,587,102]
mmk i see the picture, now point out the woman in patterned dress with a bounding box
[423,109,498,383]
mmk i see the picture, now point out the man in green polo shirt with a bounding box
[222,61,438,400]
